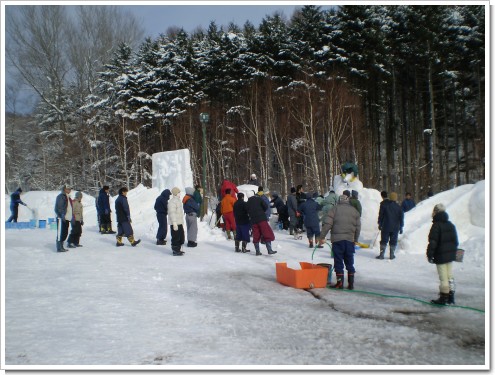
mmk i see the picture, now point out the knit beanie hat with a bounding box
[343,190,351,197]
[172,187,180,196]
[351,190,358,198]
[290,187,296,194]
[75,191,83,199]
[185,187,194,196]
[432,203,446,217]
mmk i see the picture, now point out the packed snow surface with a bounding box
[3,180,487,369]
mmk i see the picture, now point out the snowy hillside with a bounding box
[2,181,487,368]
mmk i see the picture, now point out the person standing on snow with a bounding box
[115,187,141,247]
[376,191,404,260]
[193,184,204,220]
[319,188,338,224]
[97,185,116,234]
[67,191,84,248]
[248,173,259,186]
[287,187,298,236]
[54,184,73,253]
[349,190,362,217]
[299,192,322,248]
[7,187,27,223]
[168,187,185,256]
[246,188,277,256]
[318,194,361,290]
[233,192,251,253]
[183,187,200,247]
[270,192,289,230]
[401,192,416,213]
[154,189,171,245]
[426,203,459,305]
[221,188,237,240]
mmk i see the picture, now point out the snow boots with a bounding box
[172,245,184,256]
[254,243,262,256]
[116,236,124,247]
[330,273,344,289]
[347,273,355,290]
[187,241,197,247]
[448,291,455,305]
[235,240,241,252]
[226,230,233,240]
[156,239,166,245]
[67,242,77,249]
[376,245,386,259]
[129,235,141,247]
[308,239,314,248]
[56,241,68,252]
[266,242,277,255]
[431,293,450,305]
[390,245,396,260]
[241,241,250,253]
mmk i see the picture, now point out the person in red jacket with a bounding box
[221,188,237,240]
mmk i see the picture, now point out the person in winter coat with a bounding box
[246,191,277,256]
[295,185,306,231]
[183,187,200,247]
[270,192,288,229]
[115,187,141,247]
[7,187,27,222]
[257,186,271,220]
[349,190,362,217]
[426,203,459,305]
[54,184,73,252]
[376,191,404,260]
[220,180,238,199]
[168,187,185,256]
[67,191,84,248]
[287,187,298,235]
[221,188,237,240]
[154,189,171,245]
[233,192,251,253]
[248,173,259,186]
[319,188,338,224]
[318,194,361,290]
[193,185,204,220]
[401,192,416,213]
[97,186,116,234]
[299,192,322,248]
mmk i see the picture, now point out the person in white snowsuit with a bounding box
[168,187,185,256]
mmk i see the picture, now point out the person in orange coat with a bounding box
[221,188,237,240]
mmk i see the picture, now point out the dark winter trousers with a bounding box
[68,221,82,245]
[117,221,134,237]
[332,240,356,275]
[99,212,112,231]
[156,213,168,241]
[57,218,70,242]
[305,224,321,239]
[170,224,185,250]
[380,230,399,248]
[7,205,19,222]
[235,223,251,242]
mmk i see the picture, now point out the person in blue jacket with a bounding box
[97,186,116,234]
[401,192,416,212]
[7,187,27,222]
[299,192,323,248]
[115,187,140,247]
[154,189,171,245]
[376,191,404,260]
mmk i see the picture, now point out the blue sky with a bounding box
[121,4,327,39]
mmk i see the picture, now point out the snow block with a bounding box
[152,149,193,194]
[276,262,328,289]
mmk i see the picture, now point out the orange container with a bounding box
[276,262,329,289]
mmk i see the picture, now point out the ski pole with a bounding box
[371,230,380,248]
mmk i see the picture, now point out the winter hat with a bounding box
[63,184,72,190]
[172,187,181,196]
[290,187,296,194]
[251,174,257,179]
[432,203,446,217]
[351,190,358,198]
[390,192,398,201]
[237,192,245,200]
[339,194,349,203]
[17,187,22,193]
[185,187,194,196]
[75,191,83,199]
[343,190,351,197]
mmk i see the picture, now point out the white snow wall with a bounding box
[151,149,194,193]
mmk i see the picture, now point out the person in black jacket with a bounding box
[7,187,27,222]
[154,189,171,245]
[427,203,459,305]
[97,186,116,234]
[270,192,289,230]
[115,187,140,247]
[246,189,277,256]
[376,191,404,260]
[233,192,251,253]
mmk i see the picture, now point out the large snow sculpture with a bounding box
[152,149,194,193]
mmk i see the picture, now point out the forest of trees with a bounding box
[5,5,485,201]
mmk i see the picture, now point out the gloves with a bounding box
[173,224,178,231]
[399,229,403,234]
[428,258,435,264]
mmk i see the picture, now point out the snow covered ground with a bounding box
[2,181,487,369]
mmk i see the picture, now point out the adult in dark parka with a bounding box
[426,203,459,305]
[97,186,116,234]
[376,191,404,260]
[154,189,171,245]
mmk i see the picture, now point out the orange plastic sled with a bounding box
[276,262,329,289]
